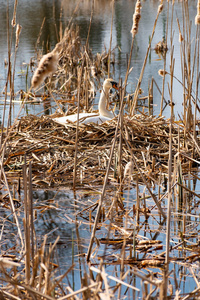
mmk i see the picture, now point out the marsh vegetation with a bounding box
[0,0,200,299]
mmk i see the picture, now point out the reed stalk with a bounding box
[23,156,31,285]
[164,5,175,295]
[158,70,200,112]
[193,26,199,156]
[11,23,22,102]
[28,161,35,268]
[35,17,46,52]
[122,132,166,219]
[0,86,32,159]
[118,158,133,298]
[136,174,139,224]
[117,78,123,184]
[159,1,169,116]
[72,2,95,190]
[85,0,94,53]
[67,0,82,30]
[86,0,142,262]
[108,0,115,77]
[86,88,123,261]
[130,0,164,116]
[1,165,24,248]
[7,0,18,127]
[148,77,153,116]
[0,2,12,146]
[73,64,84,190]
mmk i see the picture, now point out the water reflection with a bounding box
[0,0,198,121]
[1,176,200,295]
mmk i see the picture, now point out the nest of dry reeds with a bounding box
[3,113,199,189]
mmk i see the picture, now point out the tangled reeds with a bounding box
[1,112,200,299]
[3,113,199,189]
[1,0,200,299]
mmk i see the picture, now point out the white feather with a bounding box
[53,78,118,126]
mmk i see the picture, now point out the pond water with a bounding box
[1,0,200,298]
[2,179,200,297]
[0,0,198,120]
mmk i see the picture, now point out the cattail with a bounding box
[195,0,200,25]
[15,24,22,48]
[158,69,167,77]
[31,49,59,89]
[130,0,142,37]
[135,0,142,14]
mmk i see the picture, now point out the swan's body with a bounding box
[53,78,118,126]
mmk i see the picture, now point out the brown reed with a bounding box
[15,24,22,49]
[177,18,184,42]
[157,0,164,15]
[108,0,115,77]
[87,0,142,262]
[164,20,175,297]
[73,65,84,190]
[159,0,169,117]
[130,0,164,115]
[2,1,200,299]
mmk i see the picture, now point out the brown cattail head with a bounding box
[130,0,142,37]
[15,24,22,48]
[135,0,142,14]
[31,50,59,89]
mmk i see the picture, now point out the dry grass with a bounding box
[1,0,200,299]
[2,114,199,189]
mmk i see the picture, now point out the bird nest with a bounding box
[3,113,200,189]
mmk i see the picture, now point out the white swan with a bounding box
[53,78,118,126]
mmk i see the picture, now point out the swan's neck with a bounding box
[98,88,114,118]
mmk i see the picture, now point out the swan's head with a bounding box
[103,78,119,91]
[99,79,119,118]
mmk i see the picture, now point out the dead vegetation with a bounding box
[1,0,200,299]
[3,114,200,189]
